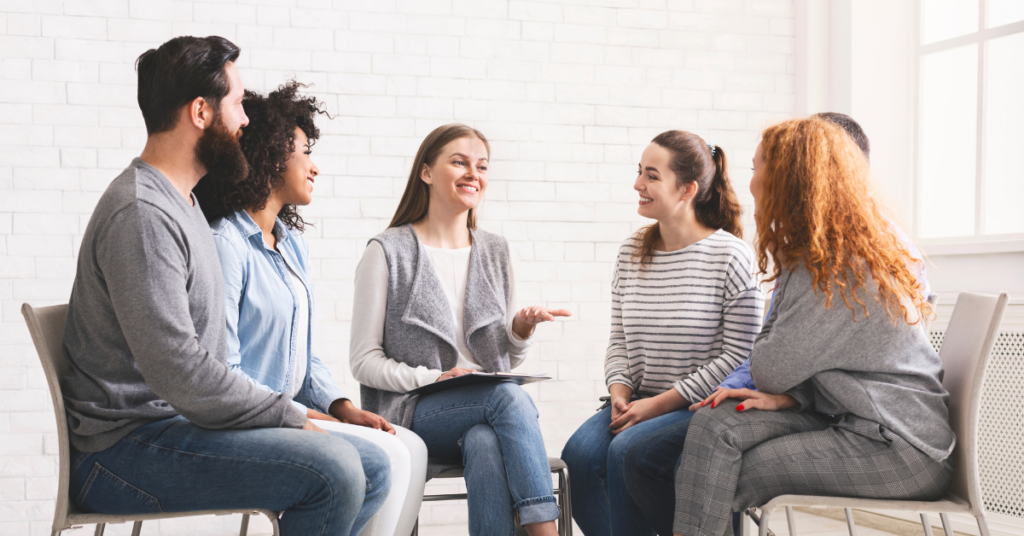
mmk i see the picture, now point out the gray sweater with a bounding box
[62,159,306,452]
[750,265,955,461]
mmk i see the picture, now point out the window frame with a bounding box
[914,0,1024,253]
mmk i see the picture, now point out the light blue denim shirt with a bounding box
[210,210,346,414]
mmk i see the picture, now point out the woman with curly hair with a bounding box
[624,117,954,536]
[193,81,427,536]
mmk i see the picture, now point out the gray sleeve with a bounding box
[748,270,826,395]
[98,203,306,430]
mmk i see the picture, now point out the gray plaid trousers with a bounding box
[674,400,954,536]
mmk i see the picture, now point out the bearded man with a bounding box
[60,36,388,536]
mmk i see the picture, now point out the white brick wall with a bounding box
[0,1,793,534]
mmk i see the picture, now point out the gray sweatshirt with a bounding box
[62,158,306,452]
[750,265,955,461]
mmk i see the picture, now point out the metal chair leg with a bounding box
[94,524,105,536]
[50,531,61,536]
[785,506,796,536]
[844,508,858,536]
[976,515,991,536]
[130,521,142,536]
[240,513,250,536]
[921,514,935,536]
[412,516,418,536]
[940,513,954,536]
[759,509,772,536]
[560,466,573,536]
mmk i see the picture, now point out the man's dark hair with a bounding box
[194,81,328,231]
[136,36,240,135]
[814,112,870,160]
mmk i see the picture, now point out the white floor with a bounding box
[416,509,899,536]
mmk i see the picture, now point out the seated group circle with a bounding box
[57,35,953,536]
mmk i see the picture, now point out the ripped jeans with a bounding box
[411,382,559,536]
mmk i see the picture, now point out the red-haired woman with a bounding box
[627,117,953,536]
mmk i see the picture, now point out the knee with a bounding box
[489,382,537,415]
[311,438,368,507]
[359,441,392,492]
[460,424,504,468]
[394,426,427,466]
[562,428,602,472]
[689,400,743,440]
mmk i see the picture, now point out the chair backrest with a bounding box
[936,292,1007,516]
[21,303,74,529]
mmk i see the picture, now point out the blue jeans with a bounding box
[561,405,694,536]
[622,413,741,536]
[411,382,559,535]
[69,415,390,536]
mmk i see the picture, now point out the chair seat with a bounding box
[760,492,972,515]
[430,457,567,480]
[63,508,280,530]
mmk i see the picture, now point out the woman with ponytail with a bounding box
[561,131,764,536]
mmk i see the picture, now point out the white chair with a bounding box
[742,292,1008,536]
[22,303,282,536]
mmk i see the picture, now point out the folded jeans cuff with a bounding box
[515,495,560,525]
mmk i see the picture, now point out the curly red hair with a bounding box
[756,117,927,323]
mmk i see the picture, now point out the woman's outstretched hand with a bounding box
[689,386,797,413]
[512,306,572,339]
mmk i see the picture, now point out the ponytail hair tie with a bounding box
[708,143,716,156]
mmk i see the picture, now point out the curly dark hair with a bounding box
[194,80,329,231]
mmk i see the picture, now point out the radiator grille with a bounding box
[930,330,1024,518]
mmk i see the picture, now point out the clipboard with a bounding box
[409,371,552,397]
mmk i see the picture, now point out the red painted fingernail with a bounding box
[711,402,716,408]
[736,404,745,411]
[700,400,706,406]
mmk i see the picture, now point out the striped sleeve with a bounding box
[605,250,633,390]
[674,245,764,402]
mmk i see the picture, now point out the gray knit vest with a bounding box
[359,224,513,428]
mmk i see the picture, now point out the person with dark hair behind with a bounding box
[194,81,427,536]
[560,131,764,536]
[61,36,386,535]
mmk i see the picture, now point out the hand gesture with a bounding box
[307,408,341,422]
[512,306,572,339]
[690,386,797,413]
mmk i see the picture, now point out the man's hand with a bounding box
[302,419,327,434]
[511,306,572,339]
[690,387,797,412]
[307,408,340,422]
[329,399,396,435]
[436,367,475,382]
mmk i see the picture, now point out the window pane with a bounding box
[983,32,1024,235]
[988,0,1024,28]
[919,45,978,239]
[921,0,979,44]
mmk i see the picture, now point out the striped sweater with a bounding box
[605,229,765,402]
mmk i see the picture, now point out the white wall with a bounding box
[0,1,795,534]
[794,0,1024,301]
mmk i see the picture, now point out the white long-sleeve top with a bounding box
[350,241,532,393]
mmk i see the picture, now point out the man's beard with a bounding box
[194,113,249,188]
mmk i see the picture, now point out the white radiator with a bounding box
[929,297,1024,522]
